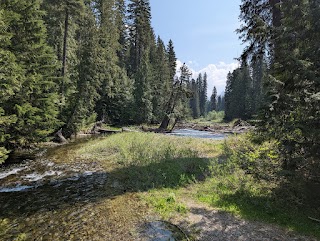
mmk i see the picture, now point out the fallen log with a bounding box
[97,129,122,134]
[56,128,68,143]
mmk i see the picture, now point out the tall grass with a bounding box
[75,132,220,168]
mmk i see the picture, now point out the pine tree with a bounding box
[0,0,61,147]
[127,0,156,123]
[217,95,225,111]
[42,0,85,89]
[133,51,153,123]
[239,0,320,174]
[224,64,253,120]
[93,0,132,124]
[127,0,153,77]
[189,79,200,118]
[159,63,191,130]
[63,2,101,136]
[210,86,217,111]
[201,73,208,116]
[0,8,21,162]
[167,39,177,81]
[151,36,171,122]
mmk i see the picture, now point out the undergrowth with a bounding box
[193,134,320,239]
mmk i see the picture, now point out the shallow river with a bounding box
[0,130,226,240]
[169,128,227,140]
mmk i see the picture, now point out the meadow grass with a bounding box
[47,132,320,239]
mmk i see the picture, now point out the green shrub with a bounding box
[205,111,225,122]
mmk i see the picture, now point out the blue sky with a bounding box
[149,0,243,95]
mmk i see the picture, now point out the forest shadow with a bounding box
[178,206,316,241]
[207,183,320,239]
[0,157,211,218]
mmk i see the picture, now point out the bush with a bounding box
[205,111,224,122]
[223,133,282,181]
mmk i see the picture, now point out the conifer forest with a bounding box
[0,0,319,240]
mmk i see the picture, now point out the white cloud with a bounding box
[176,60,239,97]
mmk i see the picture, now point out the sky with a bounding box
[149,0,243,96]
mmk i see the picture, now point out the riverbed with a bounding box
[0,130,227,240]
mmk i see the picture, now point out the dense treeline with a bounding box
[224,59,267,120]
[236,0,320,179]
[0,0,190,161]
[0,0,225,162]
[189,74,224,119]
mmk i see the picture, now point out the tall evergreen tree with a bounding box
[239,0,320,174]
[224,64,253,120]
[0,0,61,147]
[127,0,156,123]
[150,36,171,122]
[197,72,208,116]
[167,39,177,82]
[159,63,191,130]
[189,79,200,118]
[210,86,217,111]
[0,9,21,162]
[93,0,132,124]
[127,0,153,77]
[217,95,225,111]
[63,3,101,137]
[133,51,153,123]
[42,0,85,97]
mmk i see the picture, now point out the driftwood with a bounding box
[97,129,122,134]
[91,120,104,134]
[122,128,138,132]
[56,128,68,143]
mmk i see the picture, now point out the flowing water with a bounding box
[169,128,227,140]
[0,133,203,240]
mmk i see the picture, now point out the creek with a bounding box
[0,130,227,240]
[169,128,227,140]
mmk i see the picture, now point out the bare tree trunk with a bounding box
[56,129,68,143]
[169,118,178,132]
[159,115,170,130]
[62,8,69,79]
[159,82,180,130]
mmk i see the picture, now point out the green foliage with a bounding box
[209,86,217,112]
[145,191,188,219]
[0,0,184,157]
[133,51,154,123]
[223,134,281,180]
[0,0,61,149]
[205,111,225,122]
[63,3,101,137]
[239,0,320,176]
[225,64,254,120]
[189,78,200,118]
[193,135,320,238]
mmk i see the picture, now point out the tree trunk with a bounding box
[62,8,69,79]
[56,128,68,143]
[159,115,170,130]
[169,118,178,132]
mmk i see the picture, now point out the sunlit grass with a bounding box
[37,132,320,239]
[75,132,222,169]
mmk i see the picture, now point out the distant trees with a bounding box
[188,73,210,118]
[209,87,217,111]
